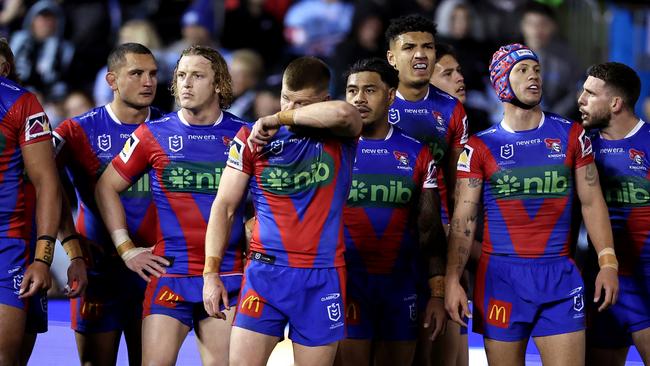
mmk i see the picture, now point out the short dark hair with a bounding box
[171,45,233,109]
[344,57,399,89]
[385,14,437,45]
[520,2,556,22]
[107,42,154,72]
[587,62,641,110]
[435,43,458,62]
[0,38,18,81]
[283,56,330,93]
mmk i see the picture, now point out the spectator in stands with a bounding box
[229,49,264,121]
[434,0,492,93]
[331,11,386,98]
[283,0,354,59]
[520,1,582,119]
[10,0,74,102]
[221,0,285,71]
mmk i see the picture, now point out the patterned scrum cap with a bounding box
[489,43,539,103]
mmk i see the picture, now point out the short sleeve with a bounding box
[449,102,469,148]
[111,124,152,183]
[17,93,51,147]
[572,123,594,169]
[227,125,254,175]
[456,137,484,179]
[415,145,437,189]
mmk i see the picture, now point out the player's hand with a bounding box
[247,115,281,152]
[203,273,229,320]
[124,247,170,282]
[444,277,471,327]
[594,267,619,312]
[19,261,51,299]
[64,258,88,298]
[423,297,447,341]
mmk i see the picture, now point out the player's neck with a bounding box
[397,83,428,101]
[181,106,223,126]
[599,110,640,140]
[502,103,543,131]
[109,100,149,125]
[362,120,391,140]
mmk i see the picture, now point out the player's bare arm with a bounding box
[204,166,249,319]
[248,101,362,149]
[20,140,61,298]
[95,164,169,281]
[575,162,619,311]
[444,177,482,326]
[57,194,88,298]
[444,146,464,220]
[418,187,448,340]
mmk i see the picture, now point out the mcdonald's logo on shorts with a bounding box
[486,298,512,329]
[154,286,184,309]
[239,289,264,318]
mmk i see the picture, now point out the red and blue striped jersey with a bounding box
[227,126,357,268]
[457,113,593,257]
[591,120,650,273]
[343,127,437,274]
[111,111,247,276]
[389,84,468,224]
[0,77,52,241]
[54,105,164,262]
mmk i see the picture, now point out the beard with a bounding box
[583,110,611,130]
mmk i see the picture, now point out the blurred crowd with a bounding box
[1,0,648,130]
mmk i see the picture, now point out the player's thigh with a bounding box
[483,337,527,366]
[585,346,628,366]
[74,330,121,366]
[195,307,236,366]
[19,332,36,366]
[374,340,416,366]
[141,314,190,366]
[456,334,468,366]
[632,326,650,364]
[431,321,461,366]
[533,330,585,366]
[336,339,371,366]
[293,341,338,366]
[229,326,280,366]
[0,303,26,366]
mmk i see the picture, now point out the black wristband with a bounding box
[37,235,56,242]
[61,234,80,245]
[34,258,52,266]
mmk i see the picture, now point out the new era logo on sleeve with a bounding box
[227,137,245,170]
[457,145,473,172]
[119,134,140,164]
[24,112,51,141]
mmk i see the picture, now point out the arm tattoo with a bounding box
[585,164,598,187]
[468,178,482,188]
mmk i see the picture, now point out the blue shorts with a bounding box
[345,270,417,341]
[71,268,146,333]
[0,238,29,311]
[473,254,585,341]
[233,259,346,347]
[143,274,241,329]
[586,264,650,348]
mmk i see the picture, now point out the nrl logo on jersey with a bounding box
[500,144,514,159]
[388,108,400,124]
[97,134,111,152]
[169,134,183,152]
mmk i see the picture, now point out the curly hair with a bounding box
[170,45,233,109]
[385,14,437,45]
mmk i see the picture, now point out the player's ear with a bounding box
[106,72,118,91]
[388,87,396,105]
[386,50,397,70]
[610,96,623,114]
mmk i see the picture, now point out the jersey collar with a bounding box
[104,104,151,125]
[395,85,430,102]
[499,112,545,133]
[359,125,394,141]
[177,110,224,127]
